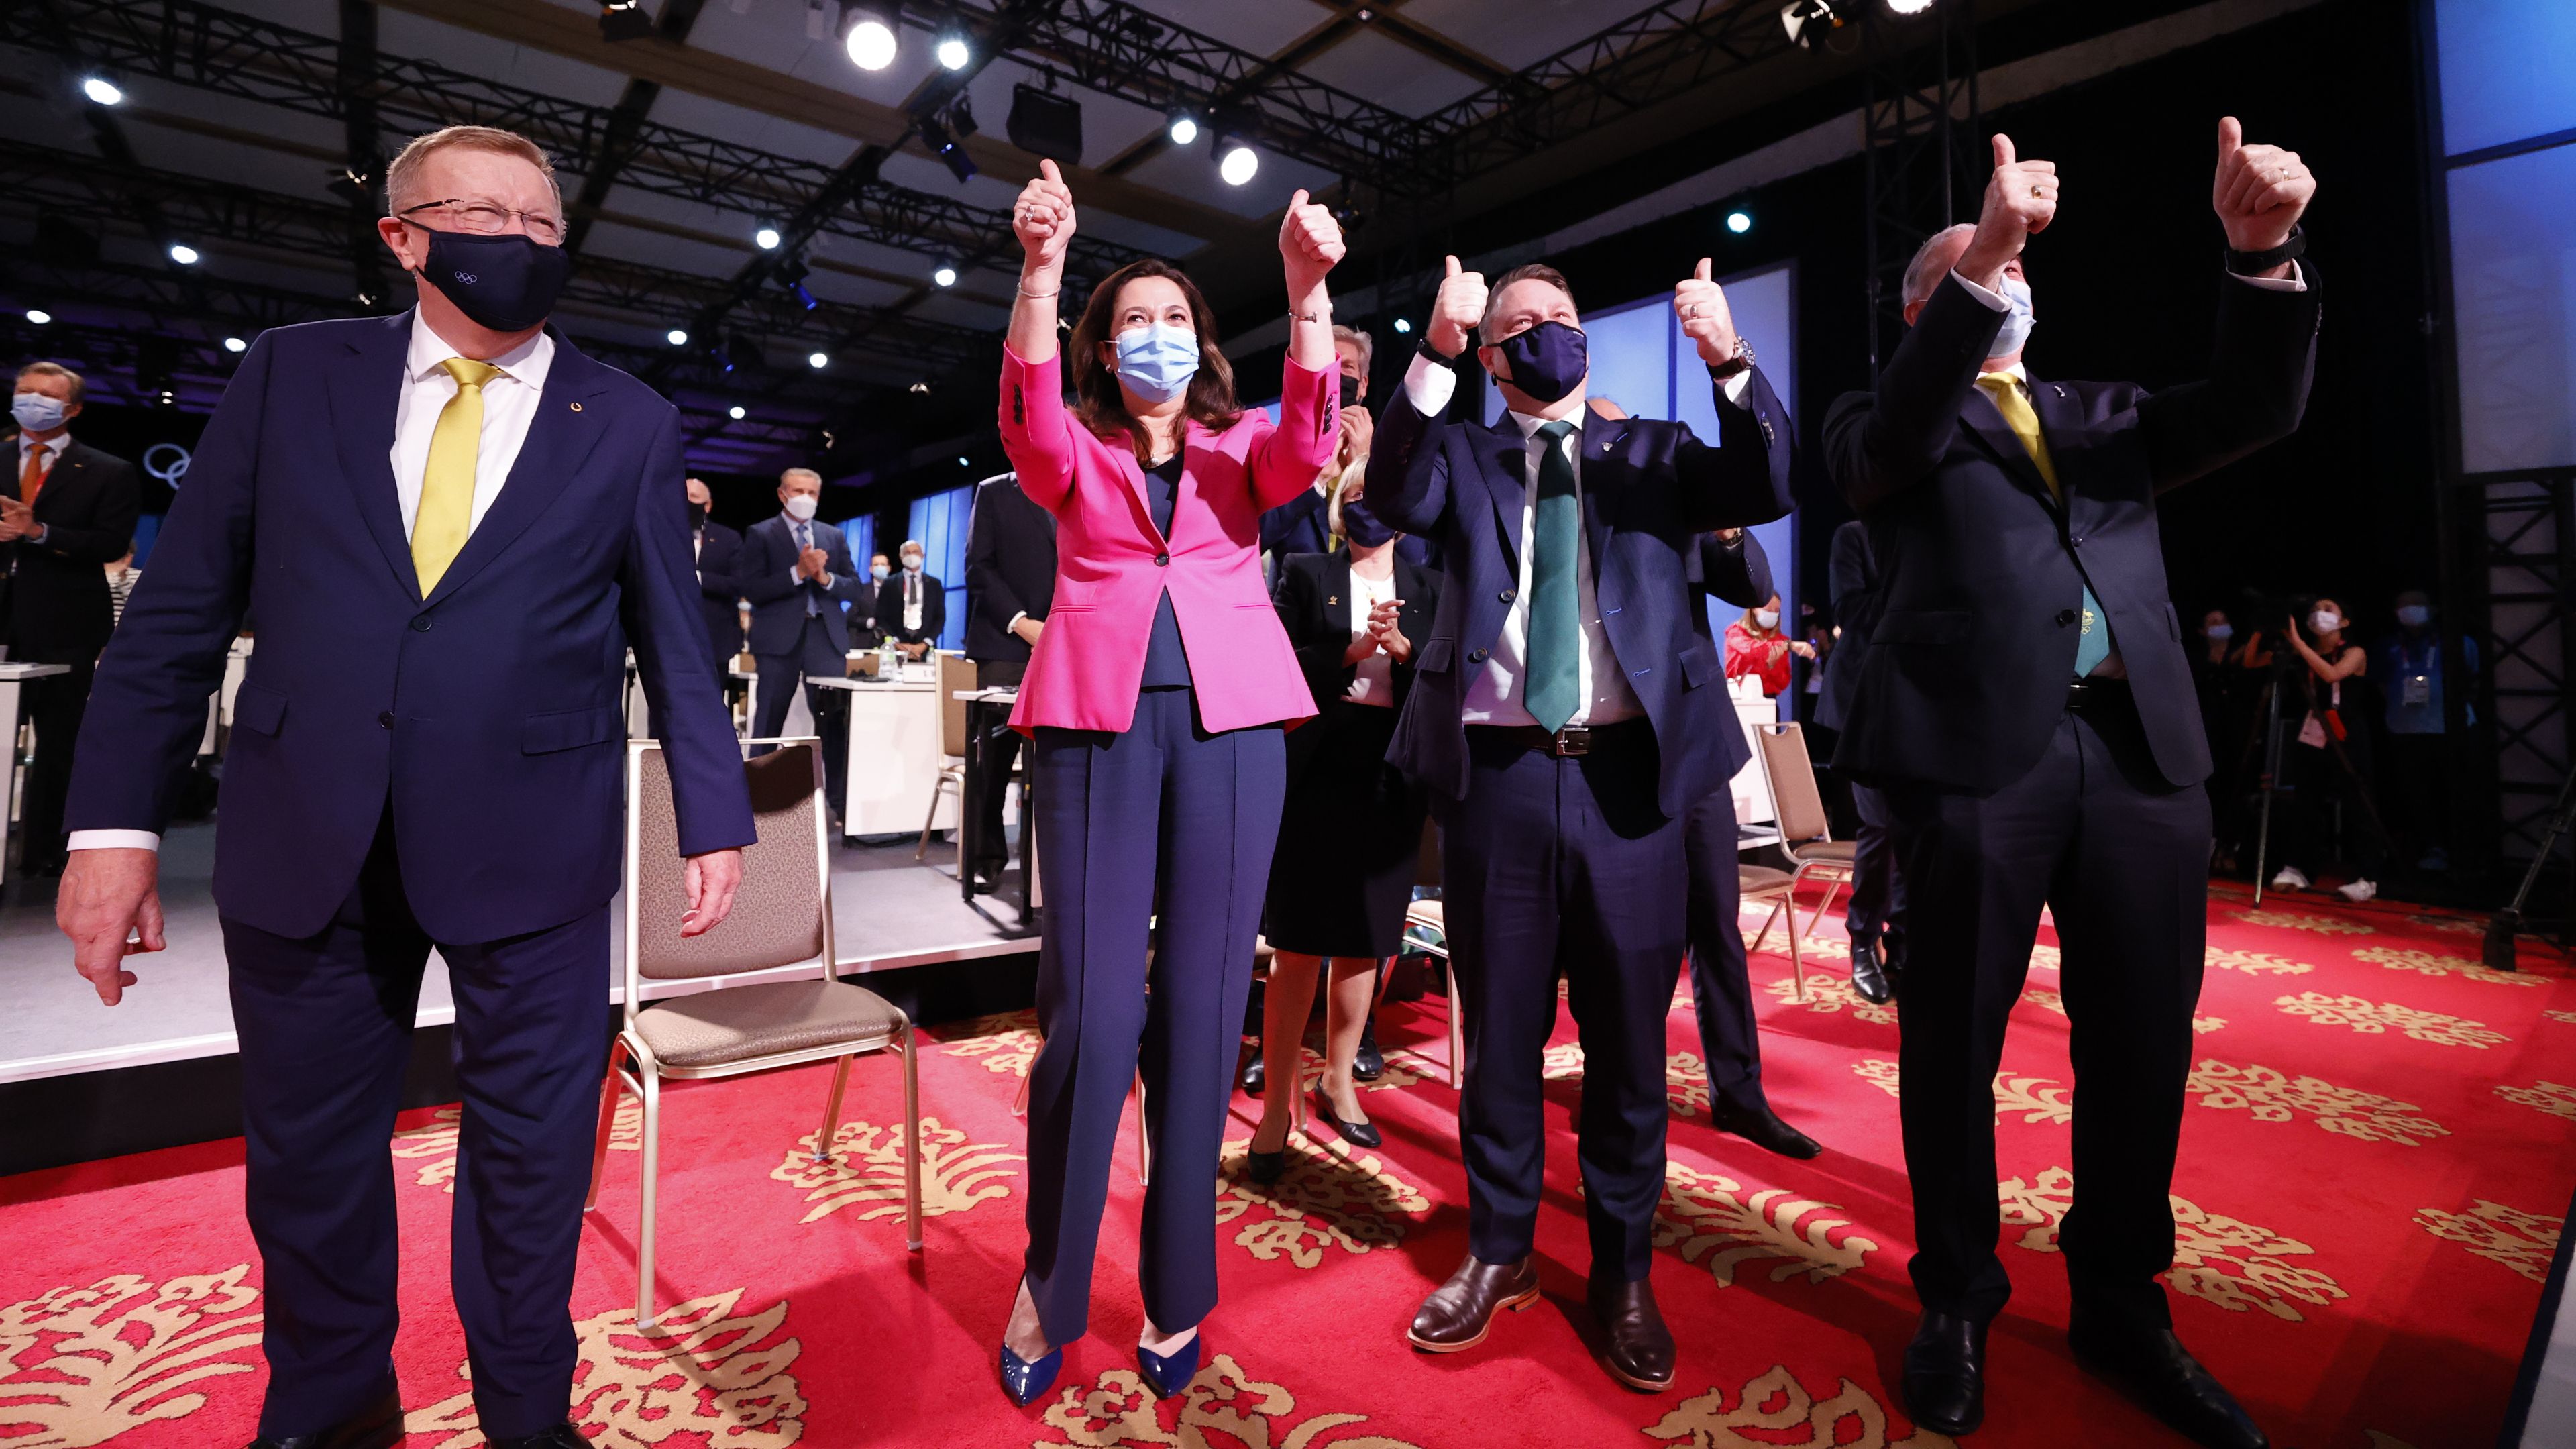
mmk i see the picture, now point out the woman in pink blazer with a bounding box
[994,160,1344,1406]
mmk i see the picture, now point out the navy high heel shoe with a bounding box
[1000,1341,1062,1407]
[1137,1333,1201,1399]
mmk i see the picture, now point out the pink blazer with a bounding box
[999,347,1334,735]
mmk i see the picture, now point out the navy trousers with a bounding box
[223,810,609,1440]
[751,616,849,808]
[1444,724,1687,1282]
[1680,788,1768,1114]
[1022,687,1285,1344]
[1886,693,2210,1332]
[1845,781,1907,951]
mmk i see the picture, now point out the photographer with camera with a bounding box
[2268,597,2387,902]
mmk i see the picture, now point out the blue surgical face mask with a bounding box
[11,392,66,433]
[1113,323,1201,404]
[1989,275,2036,360]
[2396,604,2431,628]
[871,564,891,582]
[2206,623,2235,641]
[1339,497,1398,549]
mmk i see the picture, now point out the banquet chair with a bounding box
[917,653,979,861]
[1400,900,1464,1089]
[1737,863,1810,1002]
[1751,722,1858,943]
[588,737,922,1330]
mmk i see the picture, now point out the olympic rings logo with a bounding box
[144,442,191,488]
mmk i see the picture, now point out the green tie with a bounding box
[1524,419,1581,734]
[1977,372,2111,678]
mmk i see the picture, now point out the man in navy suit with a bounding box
[686,475,745,686]
[1818,518,1898,1004]
[54,127,752,1449]
[739,467,863,812]
[1373,255,1792,1392]
[1827,121,2317,1448]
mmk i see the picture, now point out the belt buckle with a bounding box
[1554,725,1591,757]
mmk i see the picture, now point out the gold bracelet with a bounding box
[1018,284,1059,299]
[1289,309,1330,325]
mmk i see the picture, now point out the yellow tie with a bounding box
[1976,372,2059,502]
[414,358,502,594]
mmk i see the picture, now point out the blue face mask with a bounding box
[1339,497,1398,549]
[1989,275,2036,359]
[1112,323,1201,404]
[1490,320,1589,405]
[11,393,67,433]
[2396,605,2431,628]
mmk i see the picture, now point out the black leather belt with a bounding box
[2065,676,2132,712]
[1468,717,1654,758]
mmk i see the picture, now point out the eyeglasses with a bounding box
[397,199,564,246]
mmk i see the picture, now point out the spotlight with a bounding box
[25,309,51,325]
[844,5,898,69]
[1216,133,1258,187]
[1886,0,1935,13]
[934,25,972,70]
[666,327,690,346]
[957,455,969,466]
[753,220,782,250]
[919,109,978,184]
[167,241,201,265]
[1391,317,1411,335]
[1781,0,1850,48]
[1166,109,1199,147]
[932,262,958,288]
[598,0,654,42]
[223,335,247,352]
[808,351,830,369]
[729,405,747,419]
[1726,210,1752,234]
[80,76,123,106]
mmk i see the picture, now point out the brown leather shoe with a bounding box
[1407,1255,1540,1352]
[1588,1277,1676,1392]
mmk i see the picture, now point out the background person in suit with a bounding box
[1371,253,1792,1393]
[1681,527,1821,1161]
[885,537,945,658]
[739,466,863,812]
[1825,121,2316,1448]
[1244,498,1441,1181]
[994,160,1342,1407]
[963,471,1056,890]
[859,551,892,639]
[54,125,751,1449]
[685,476,744,687]
[6,361,142,876]
[1819,518,1899,1003]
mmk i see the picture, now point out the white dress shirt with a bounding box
[71,309,555,857]
[901,568,924,631]
[1401,352,1757,729]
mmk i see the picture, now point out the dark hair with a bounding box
[1477,262,1577,343]
[1068,258,1240,462]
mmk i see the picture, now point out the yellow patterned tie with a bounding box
[413,357,502,594]
[1974,372,2059,500]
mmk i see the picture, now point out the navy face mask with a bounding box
[1340,497,1398,549]
[1338,373,1362,410]
[405,223,572,333]
[1490,320,1588,405]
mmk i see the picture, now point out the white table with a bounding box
[808,674,955,839]
[0,661,71,891]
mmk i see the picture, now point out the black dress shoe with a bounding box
[1902,1310,1988,1436]
[490,1426,589,1449]
[1587,1277,1676,1392]
[1707,1099,1823,1160]
[1240,1046,1266,1097]
[2069,1316,2269,1449]
[1850,936,1895,1004]
[1353,1018,1383,1081]
[1308,1085,1381,1148]
[1409,1255,1540,1352]
[247,1389,405,1449]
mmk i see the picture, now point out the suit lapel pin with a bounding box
[570,401,584,411]
[1327,596,1338,606]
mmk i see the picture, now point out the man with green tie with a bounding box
[1369,257,1794,1392]
[1825,121,2318,1448]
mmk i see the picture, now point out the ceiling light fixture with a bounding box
[225,335,248,352]
[1886,0,1936,13]
[1726,210,1752,234]
[598,1,655,43]
[729,405,748,419]
[808,351,830,369]
[933,262,959,287]
[844,5,898,69]
[1165,109,1199,147]
[934,26,973,70]
[753,220,783,250]
[1392,317,1411,335]
[25,309,50,325]
[167,242,201,265]
[1215,131,1258,186]
[666,327,690,346]
[80,76,124,106]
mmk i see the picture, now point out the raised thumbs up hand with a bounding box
[1957,131,2059,290]
[2211,114,2314,258]
[1674,255,1739,366]
[1279,187,1346,299]
[1428,253,1489,360]
[1012,158,1077,280]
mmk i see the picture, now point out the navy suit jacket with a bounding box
[1369,366,1796,819]
[695,519,745,665]
[1826,270,2321,793]
[68,313,756,942]
[1816,519,1877,733]
[738,514,865,657]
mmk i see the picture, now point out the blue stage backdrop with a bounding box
[906,484,972,652]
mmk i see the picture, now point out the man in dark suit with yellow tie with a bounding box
[1825,119,2317,1448]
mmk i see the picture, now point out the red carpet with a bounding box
[3,883,2569,1448]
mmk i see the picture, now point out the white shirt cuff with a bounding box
[1008,611,1028,631]
[1949,270,2010,311]
[1402,351,1458,417]
[2235,260,2308,292]
[69,830,160,852]
[1719,370,1752,407]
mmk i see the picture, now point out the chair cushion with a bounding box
[635,979,906,1070]
[1791,839,1858,864]
[1406,900,1444,929]
[1737,865,1798,894]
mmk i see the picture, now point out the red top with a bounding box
[1724,621,1794,696]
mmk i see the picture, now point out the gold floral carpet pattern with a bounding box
[0,883,2567,1447]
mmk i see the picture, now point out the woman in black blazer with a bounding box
[1247,498,1440,1181]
